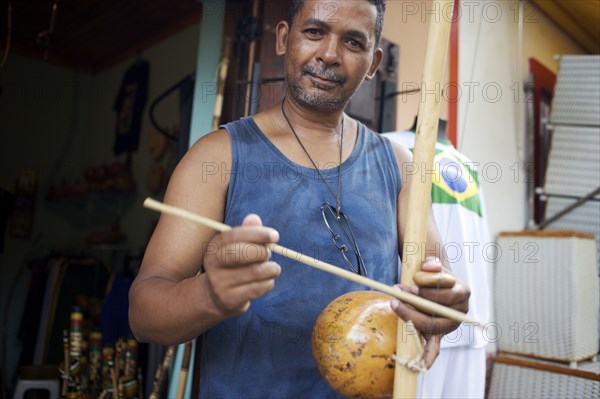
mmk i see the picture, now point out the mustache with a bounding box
[303,65,346,84]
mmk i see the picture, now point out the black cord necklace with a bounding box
[281,97,344,217]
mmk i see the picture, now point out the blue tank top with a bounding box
[200,117,402,398]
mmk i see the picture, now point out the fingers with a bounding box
[203,214,282,316]
[420,257,443,273]
[206,214,279,268]
[391,297,459,336]
[210,270,279,315]
[390,289,449,335]
[242,214,280,242]
[242,213,263,227]
[418,285,469,313]
[235,213,280,246]
[390,282,469,336]
[207,239,273,269]
[413,270,456,288]
[422,334,442,368]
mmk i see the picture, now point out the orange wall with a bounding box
[523,1,585,74]
[381,0,586,132]
[382,0,451,131]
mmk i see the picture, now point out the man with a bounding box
[129,1,470,397]
[385,122,491,398]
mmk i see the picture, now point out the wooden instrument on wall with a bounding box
[148,345,175,399]
[212,38,232,131]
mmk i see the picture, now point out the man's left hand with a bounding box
[389,257,471,367]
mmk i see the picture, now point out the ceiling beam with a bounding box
[530,0,600,53]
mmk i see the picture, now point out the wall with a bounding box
[382,0,451,130]
[456,0,586,352]
[0,23,199,390]
[457,0,525,239]
[458,0,584,239]
[383,0,525,237]
[0,56,96,390]
[522,1,585,75]
[382,0,585,239]
[381,0,588,354]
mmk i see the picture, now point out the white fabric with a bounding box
[430,201,491,348]
[384,130,491,348]
[386,129,491,397]
[417,346,487,399]
[384,128,495,399]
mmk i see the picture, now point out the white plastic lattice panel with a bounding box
[495,232,599,362]
[488,355,600,399]
[544,125,600,198]
[545,197,600,271]
[550,55,600,127]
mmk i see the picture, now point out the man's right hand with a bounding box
[202,214,282,316]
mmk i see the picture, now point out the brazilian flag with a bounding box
[429,148,482,216]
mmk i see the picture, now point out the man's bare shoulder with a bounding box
[166,128,233,198]
[185,128,232,163]
[385,137,414,165]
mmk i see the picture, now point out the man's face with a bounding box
[277,0,382,113]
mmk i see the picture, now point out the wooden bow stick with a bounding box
[143,197,482,327]
[393,1,456,398]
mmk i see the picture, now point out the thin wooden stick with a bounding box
[394,1,456,397]
[212,37,232,131]
[243,0,261,117]
[62,330,69,397]
[143,197,482,327]
[109,360,118,399]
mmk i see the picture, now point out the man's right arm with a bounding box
[128,129,281,345]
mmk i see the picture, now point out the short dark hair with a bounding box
[287,0,386,48]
